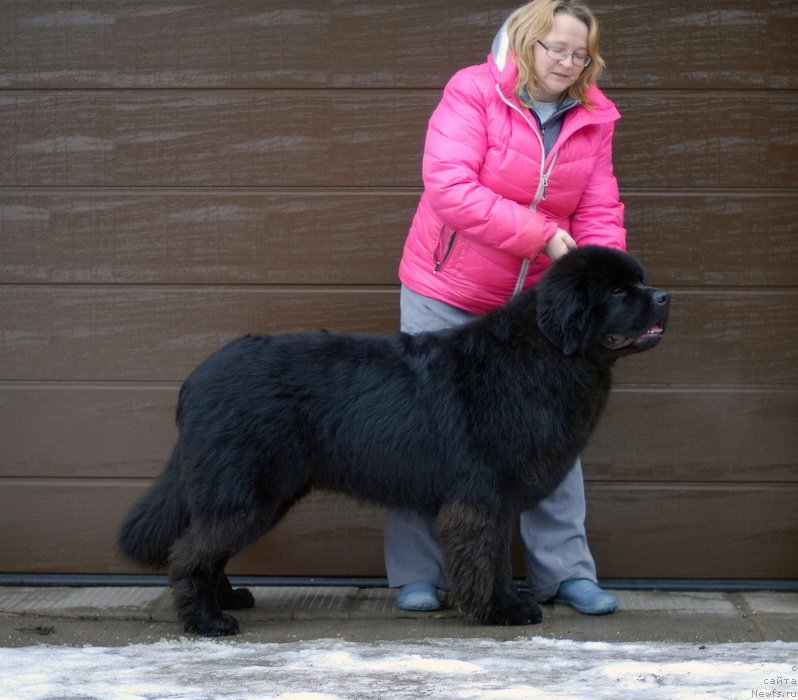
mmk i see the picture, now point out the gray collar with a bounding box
[519,87,580,125]
[518,88,581,156]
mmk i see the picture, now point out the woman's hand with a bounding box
[544,228,577,260]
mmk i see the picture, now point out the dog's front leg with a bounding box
[437,500,542,626]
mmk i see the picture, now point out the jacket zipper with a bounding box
[495,84,552,201]
[434,231,458,273]
[536,154,558,205]
[494,84,560,296]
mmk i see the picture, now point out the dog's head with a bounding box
[535,246,670,361]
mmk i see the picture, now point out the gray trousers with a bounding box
[384,285,598,601]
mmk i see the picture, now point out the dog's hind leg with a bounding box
[437,500,542,626]
[216,569,255,610]
[169,540,238,636]
[168,508,277,636]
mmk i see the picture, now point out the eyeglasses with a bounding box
[537,40,592,68]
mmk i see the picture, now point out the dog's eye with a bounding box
[612,288,627,297]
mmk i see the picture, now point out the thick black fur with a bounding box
[119,246,670,636]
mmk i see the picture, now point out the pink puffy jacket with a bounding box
[398,34,626,314]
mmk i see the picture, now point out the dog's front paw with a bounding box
[483,598,543,626]
[184,611,241,637]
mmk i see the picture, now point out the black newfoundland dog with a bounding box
[119,246,670,636]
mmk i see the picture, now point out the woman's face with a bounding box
[532,12,590,101]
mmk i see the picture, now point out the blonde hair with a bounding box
[506,0,605,105]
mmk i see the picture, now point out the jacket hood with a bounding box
[489,19,518,98]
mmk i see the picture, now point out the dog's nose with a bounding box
[653,289,670,305]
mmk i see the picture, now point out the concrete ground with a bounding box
[0,585,796,647]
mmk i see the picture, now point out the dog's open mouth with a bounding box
[602,321,665,350]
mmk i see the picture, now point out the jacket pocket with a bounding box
[434,229,458,273]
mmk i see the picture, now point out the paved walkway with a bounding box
[1,586,796,647]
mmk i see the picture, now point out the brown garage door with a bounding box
[0,1,796,582]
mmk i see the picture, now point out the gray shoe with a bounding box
[551,579,618,615]
[396,581,441,611]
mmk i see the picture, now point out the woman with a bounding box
[386,0,624,615]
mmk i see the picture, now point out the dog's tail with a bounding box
[118,445,186,568]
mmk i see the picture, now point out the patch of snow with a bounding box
[1,636,796,700]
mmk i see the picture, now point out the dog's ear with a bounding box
[535,276,589,356]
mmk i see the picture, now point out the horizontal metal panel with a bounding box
[1,190,796,287]
[0,482,795,578]
[0,190,416,285]
[2,384,795,482]
[609,89,797,189]
[1,286,795,384]
[0,90,433,188]
[0,286,400,381]
[0,90,795,188]
[584,482,798,579]
[0,1,792,89]
[624,191,798,288]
